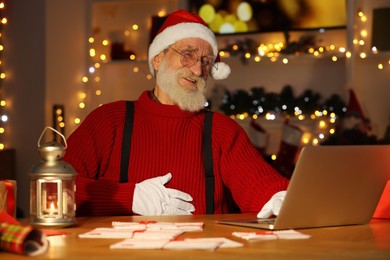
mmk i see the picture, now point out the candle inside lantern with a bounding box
[49,201,57,213]
[43,192,59,217]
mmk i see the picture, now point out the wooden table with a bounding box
[2,214,390,259]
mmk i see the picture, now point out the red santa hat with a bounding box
[148,10,231,80]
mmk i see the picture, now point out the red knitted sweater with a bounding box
[63,91,289,216]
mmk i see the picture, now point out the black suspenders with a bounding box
[203,110,214,214]
[119,101,134,183]
[120,101,215,214]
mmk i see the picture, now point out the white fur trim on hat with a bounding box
[148,22,230,80]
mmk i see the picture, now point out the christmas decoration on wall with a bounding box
[220,33,338,65]
[220,83,389,180]
[219,84,346,118]
[219,84,345,164]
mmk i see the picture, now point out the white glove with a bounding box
[132,173,195,216]
[257,191,287,218]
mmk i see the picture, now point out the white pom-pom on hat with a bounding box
[211,61,231,80]
[211,52,231,80]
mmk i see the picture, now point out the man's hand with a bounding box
[257,191,287,218]
[132,173,195,216]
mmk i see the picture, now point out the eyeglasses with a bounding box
[169,46,218,76]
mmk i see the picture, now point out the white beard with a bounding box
[156,58,207,112]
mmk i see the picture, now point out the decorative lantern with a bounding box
[28,127,77,227]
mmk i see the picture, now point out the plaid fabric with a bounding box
[0,223,33,254]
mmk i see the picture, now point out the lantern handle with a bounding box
[38,126,67,149]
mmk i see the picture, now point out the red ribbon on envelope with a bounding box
[1,180,15,216]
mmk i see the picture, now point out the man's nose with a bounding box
[189,60,203,78]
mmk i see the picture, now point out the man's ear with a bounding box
[152,52,163,71]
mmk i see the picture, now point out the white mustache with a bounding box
[177,70,206,88]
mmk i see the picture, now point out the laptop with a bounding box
[217,145,390,230]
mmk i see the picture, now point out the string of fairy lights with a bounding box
[353,9,390,70]
[219,9,390,66]
[69,7,388,150]
[0,2,7,150]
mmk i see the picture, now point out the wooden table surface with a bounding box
[2,213,390,259]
